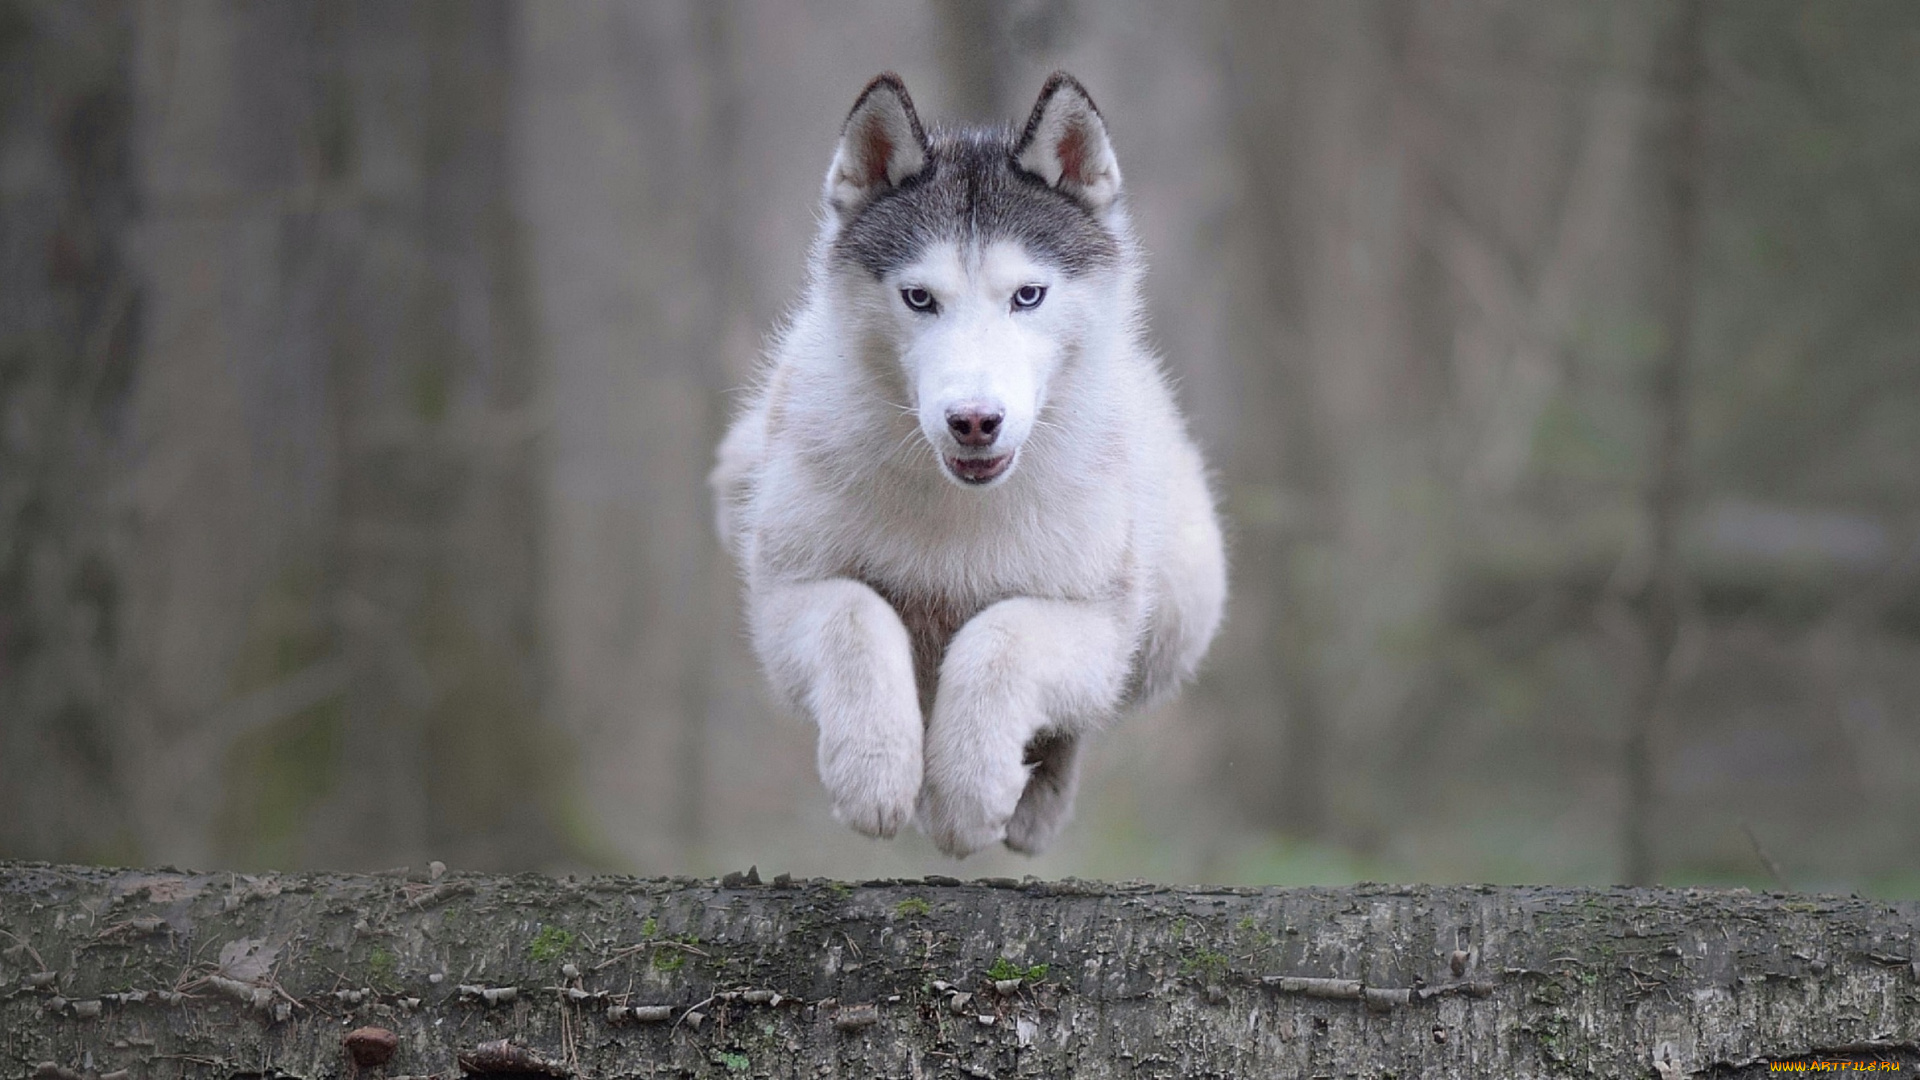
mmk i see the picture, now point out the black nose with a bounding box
[946,406,1003,448]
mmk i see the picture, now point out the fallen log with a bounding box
[2,863,1916,1078]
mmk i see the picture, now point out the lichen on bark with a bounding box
[2,863,1917,1078]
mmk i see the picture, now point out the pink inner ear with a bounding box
[1055,122,1089,186]
[859,119,894,187]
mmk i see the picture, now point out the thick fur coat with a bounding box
[712,73,1226,857]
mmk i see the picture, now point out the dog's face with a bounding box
[876,238,1095,487]
[821,73,1125,489]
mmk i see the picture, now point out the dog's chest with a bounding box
[770,452,1138,708]
[866,581,978,712]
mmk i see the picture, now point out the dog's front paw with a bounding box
[916,751,1029,858]
[819,736,922,839]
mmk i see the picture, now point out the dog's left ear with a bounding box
[1015,72,1122,213]
[826,73,930,219]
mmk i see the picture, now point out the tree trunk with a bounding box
[0,0,141,865]
[1623,0,1708,888]
[3,863,1916,1079]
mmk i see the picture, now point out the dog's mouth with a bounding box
[946,451,1014,486]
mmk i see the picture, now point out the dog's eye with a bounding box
[901,286,937,313]
[1012,284,1047,311]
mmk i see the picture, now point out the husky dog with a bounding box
[711,72,1226,858]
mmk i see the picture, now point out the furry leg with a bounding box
[918,597,1131,857]
[750,578,923,838]
[1004,731,1083,855]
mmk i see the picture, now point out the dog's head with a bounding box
[818,73,1129,489]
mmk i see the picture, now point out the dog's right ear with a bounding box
[1016,73,1121,213]
[825,73,929,219]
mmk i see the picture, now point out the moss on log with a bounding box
[2,863,1918,1078]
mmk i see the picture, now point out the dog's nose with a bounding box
[946,406,1003,448]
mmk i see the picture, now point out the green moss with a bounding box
[652,949,685,973]
[640,916,658,937]
[529,926,575,962]
[893,897,931,918]
[368,946,398,985]
[986,957,1049,984]
[715,1051,749,1072]
[1525,1010,1576,1066]
[1181,949,1230,982]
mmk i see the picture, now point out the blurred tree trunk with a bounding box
[934,0,1073,123]
[0,0,141,861]
[6,863,1919,1079]
[515,2,761,873]
[0,0,568,871]
[667,1,745,866]
[1220,0,1335,839]
[1220,2,1441,842]
[1623,0,1706,887]
[305,1,556,871]
[934,0,1011,121]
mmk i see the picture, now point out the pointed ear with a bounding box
[825,73,929,219]
[1015,72,1122,213]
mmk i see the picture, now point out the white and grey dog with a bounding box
[712,72,1225,858]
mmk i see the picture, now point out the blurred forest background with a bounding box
[4,0,1919,894]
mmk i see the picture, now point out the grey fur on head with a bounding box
[827,71,1123,279]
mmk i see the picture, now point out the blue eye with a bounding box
[1012,284,1047,311]
[901,286,937,313]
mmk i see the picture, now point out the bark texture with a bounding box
[3,864,1918,1078]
